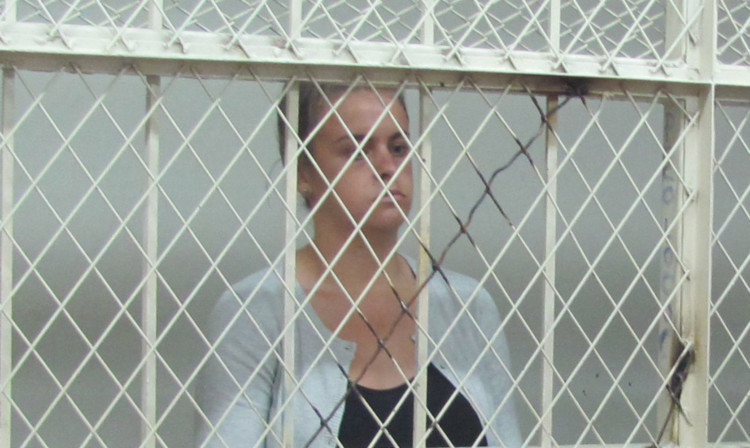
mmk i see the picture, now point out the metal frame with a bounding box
[1,67,14,448]
[0,0,748,447]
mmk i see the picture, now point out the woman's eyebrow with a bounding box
[389,131,409,141]
[334,134,367,145]
[333,131,407,145]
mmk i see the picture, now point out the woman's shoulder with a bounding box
[429,266,492,306]
[209,266,287,331]
[230,267,285,296]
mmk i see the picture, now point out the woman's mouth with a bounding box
[382,190,404,202]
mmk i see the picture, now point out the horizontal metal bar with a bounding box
[0,21,732,84]
[0,24,748,101]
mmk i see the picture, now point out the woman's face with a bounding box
[299,88,413,234]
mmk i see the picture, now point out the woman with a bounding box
[197,83,521,447]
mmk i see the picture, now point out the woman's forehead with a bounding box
[318,87,400,111]
[320,91,407,133]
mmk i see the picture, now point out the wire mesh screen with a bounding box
[712,99,750,444]
[718,0,750,66]
[4,0,667,53]
[0,0,748,448]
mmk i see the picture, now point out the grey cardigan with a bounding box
[196,262,521,447]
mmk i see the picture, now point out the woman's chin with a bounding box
[361,210,408,233]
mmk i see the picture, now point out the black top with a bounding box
[338,363,488,447]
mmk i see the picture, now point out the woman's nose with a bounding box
[370,145,397,178]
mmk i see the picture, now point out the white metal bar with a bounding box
[0,11,17,448]
[0,67,15,448]
[413,82,434,448]
[413,9,434,445]
[149,0,163,30]
[664,0,688,61]
[282,81,299,448]
[140,1,163,442]
[289,0,301,42]
[541,95,558,448]
[687,0,717,78]
[420,0,434,46]
[141,74,160,448]
[675,88,713,448]
[0,22,707,82]
[281,5,302,448]
[673,0,716,444]
[659,0,688,439]
[549,0,561,56]
[658,98,686,442]
[677,89,714,446]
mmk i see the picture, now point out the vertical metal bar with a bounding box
[541,95,558,448]
[664,0,687,61]
[289,0,302,42]
[413,83,433,448]
[674,1,715,446]
[282,82,299,448]
[141,74,160,448]
[549,0,561,56]
[282,1,302,445]
[413,5,434,445]
[660,0,687,435]
[140,1,163,444]
[420,0,434,46]
[658,100,685,442]
[1,68,15,448]
[149,0,163,29]
[686,0,716,77]
[280,3,304,447]
[542,5,561,446]
[0,0,17,443]
[675,87,713,448]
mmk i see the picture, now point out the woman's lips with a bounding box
[381,190,404,202]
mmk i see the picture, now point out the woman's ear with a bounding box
[297,164,314,199]
[297,167,318,209]
[298,182,311,197]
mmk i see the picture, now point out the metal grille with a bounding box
[0,1,748,447]
[712,98,750,445]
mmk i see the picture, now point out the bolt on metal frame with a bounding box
[0,0,748,447]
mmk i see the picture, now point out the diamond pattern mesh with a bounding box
[718,0,750,66]
[711,99,750,445]
[3,0,700,67]
[0,1,747,448]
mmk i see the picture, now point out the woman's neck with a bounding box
[314,233,400,281]
[296,228,409,298]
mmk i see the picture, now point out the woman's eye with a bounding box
[391,144,410,157]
